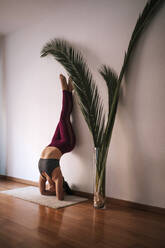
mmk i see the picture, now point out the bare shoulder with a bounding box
[40,146,62,159]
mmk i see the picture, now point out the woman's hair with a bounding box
[63,178,73,195]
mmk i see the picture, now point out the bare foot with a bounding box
[68,76,74,92]
[59,74,68,91]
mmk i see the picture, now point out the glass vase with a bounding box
[93,147,106,209]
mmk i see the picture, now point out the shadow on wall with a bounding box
[61,90,94,192]
[118,5,165,206]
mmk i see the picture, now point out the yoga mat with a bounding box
[0,186,88,209]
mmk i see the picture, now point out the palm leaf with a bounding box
[97,0,163,172]
[120,0,163,85]
[41,39,105,147]
[106,0,163,140]
[99,65,118,115]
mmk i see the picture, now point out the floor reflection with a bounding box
[37,205,65,244]
[92,208,106,243]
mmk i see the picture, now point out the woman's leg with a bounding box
[49,91,75,152]
[58,114,75,153]
[48,75,75,152]
[48,124,60,146]
[48,75,69,146]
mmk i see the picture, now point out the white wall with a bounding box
[0,36,6,175]
[3,0,165,208]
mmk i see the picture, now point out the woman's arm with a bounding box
[54,175,64,200]
[52,167,64,200]
[39,175,56,196]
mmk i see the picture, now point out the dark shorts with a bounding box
[38,158,60,178]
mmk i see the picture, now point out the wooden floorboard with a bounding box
[0,179,165,248]
[1,175,164,215]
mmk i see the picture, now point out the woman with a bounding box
[38,74,76,200]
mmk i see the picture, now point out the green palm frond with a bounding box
[105,0,163,147]
[99,65,118,115]
[96,0,163,175]
[121,0,163,81]
[41,39,105,147]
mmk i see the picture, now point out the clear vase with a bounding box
[93,147,106,209]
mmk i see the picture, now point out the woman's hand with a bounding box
[39,175,56,196]
[41,190,56,196]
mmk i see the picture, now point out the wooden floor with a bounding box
[0,179,165,248]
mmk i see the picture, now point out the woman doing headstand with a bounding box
[38,74,76,200]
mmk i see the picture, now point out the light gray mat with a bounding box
[0,186,87,209]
